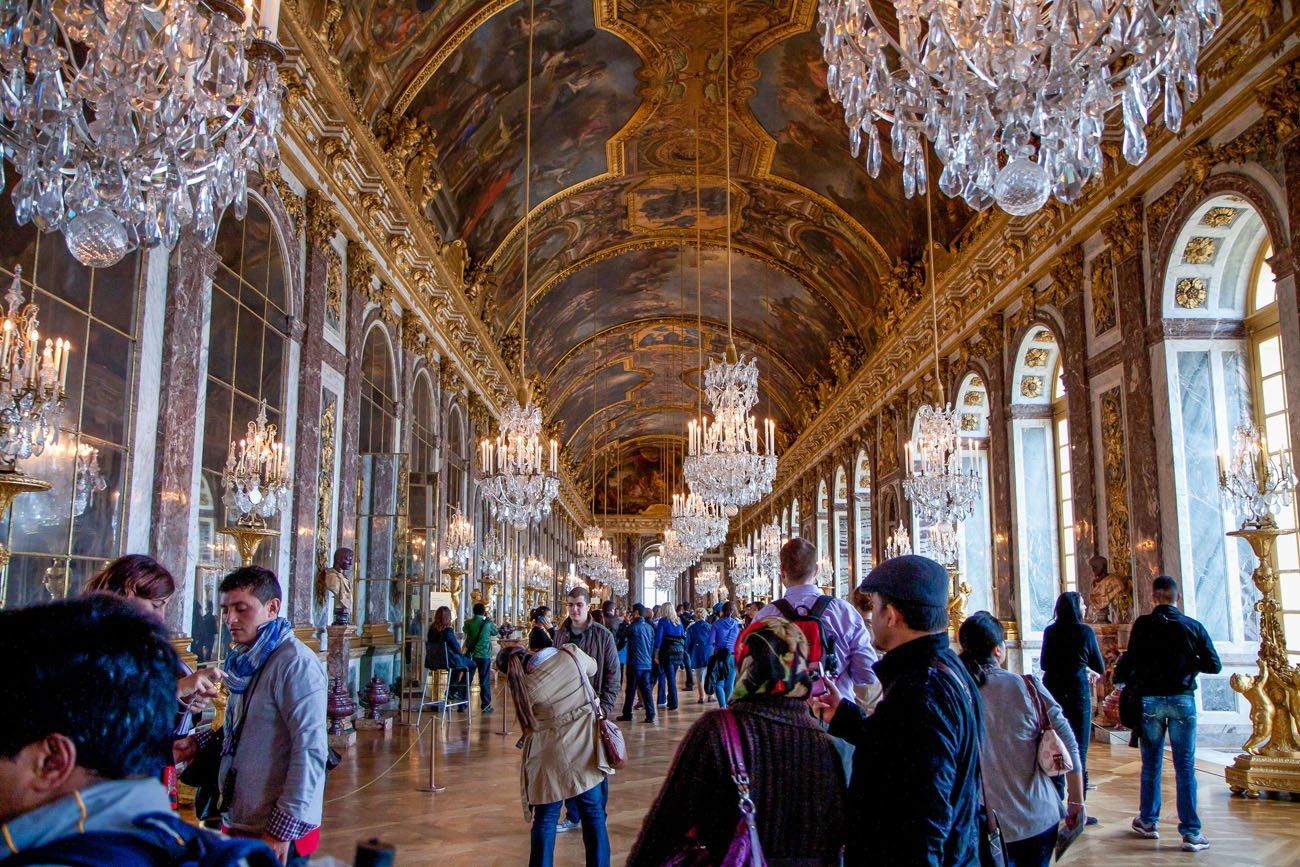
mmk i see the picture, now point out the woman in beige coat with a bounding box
[497,644,614,867]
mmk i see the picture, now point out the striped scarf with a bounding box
[223,617,294,694]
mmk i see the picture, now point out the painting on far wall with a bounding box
[403,0,641,260]
[591,443,680,516]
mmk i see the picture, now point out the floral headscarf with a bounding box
[731,617,812,702]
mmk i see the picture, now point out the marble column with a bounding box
[1058,290,1100,601]
[287,195,334,634]
[1278,140,1300,468]
[1109,202,1164,610]
[982,350,1017,626]
[152,231,219,637]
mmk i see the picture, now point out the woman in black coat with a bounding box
[425,605,470,698]
[1040,591,1104,805]
[528,606,555,651]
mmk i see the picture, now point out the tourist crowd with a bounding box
[0,538,1220,867]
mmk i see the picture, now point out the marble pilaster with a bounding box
[1058,291,1100,601]
[152,232,219,637]
[335,259,366,554]
[982,354,1017,626]
[1279,140,1300,469]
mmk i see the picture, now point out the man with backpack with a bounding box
[1115,575,1221,852]
[755,538,878,705]
[463,602,500,713]
[0,595,277,866]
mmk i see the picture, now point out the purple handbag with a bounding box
[664,708,767,867]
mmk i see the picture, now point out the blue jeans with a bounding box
[1139,694,1201,836]
[656,661,679,709]
[621,666,654,719]
[714,657,737,709]
[530,779,610,867]
[465,657,492,709]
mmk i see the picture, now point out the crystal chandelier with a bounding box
[577,524,612,578]
[0,0,286,267]
[1219,424,1297,530]
[479,396,559,529]
[927,521,961,568]
[608,572,629,597]
[818,0,1222,215]
[883,524,913,560]
[0,266,68,470]
[22,439,104,523]
[694,562,721,596]
[522,555,553,591]
[481,529,506,580]
[564,570,587,592]
[671,489,729,551]
[904,405,981,526]
[757,520,783,591]
[221,398,288,529]
[443,507,474,569]
[661,527,701,576]
[730,544,757,598]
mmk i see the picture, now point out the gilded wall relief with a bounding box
[325,248,344,330]
[1182,236,1218,264]
[1020,376,1044,398]
[1200,206,1241,228]
[1100,387,1133,578]
[1089,248,1117,334]
[315,392,339,570]
[1175,277,1209,308]
[1025,348,1050,368]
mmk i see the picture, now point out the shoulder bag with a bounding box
[563,645,626,770]
[1023,674,1074,777]
[665,708,767,867]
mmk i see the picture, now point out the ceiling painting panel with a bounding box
[590,439,680,516]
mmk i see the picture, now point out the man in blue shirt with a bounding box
[616,603,656,723]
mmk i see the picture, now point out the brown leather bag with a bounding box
[563,645,626,769]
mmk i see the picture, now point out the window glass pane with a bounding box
[1265,414,1291,452]
[1262,375,1286,416]
[1018,423,1058,632]
[70,442,126,557]
[91,255,139,334]
[208,290,238,385]
[1254,245,1276,310]
[81,322,132,446]
[1257,336,1282,377]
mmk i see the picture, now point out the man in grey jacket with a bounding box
[182,566,327,866]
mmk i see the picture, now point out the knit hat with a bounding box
[859,554,950,610]
[731,617,813,702]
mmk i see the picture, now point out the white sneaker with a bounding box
[1181,834,1210,852]
[1131,817,1159,839]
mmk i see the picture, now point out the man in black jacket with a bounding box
[1114,575,1221,852]
[811,555,982,866]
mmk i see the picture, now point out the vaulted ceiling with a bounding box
[326,0,976,514]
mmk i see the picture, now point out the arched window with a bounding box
[853,450,872,583]
[816,480,829,582]
[1162,195,1293,654]
[199,199,291,572]
[954,374,994,614]
[408,372,438,592]
[790,497,800,539]
[833,466,850,596]
[643,547,671,609]
[0,195,143,606]
[1011,327,1067,633]
[446,404,468,517]
[360,326,397,454]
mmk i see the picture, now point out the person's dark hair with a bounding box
[531,606,550,624]
[601,600,616,617]
[0,595,178,777]
[567,585,590,602]
[495,647,536,732]
[83,554,175,601]
[1052,591,1084,625]
[432,605,452,632]
[721,601,736,618]
[1153,575,1178,596]
[877,591,946,632]
[780,537,818,581]
[218,565,281,603]
[473,602,487,617]
[590,608,605,626]
[957,611,1005,686]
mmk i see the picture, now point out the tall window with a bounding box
[643,549,671,608]
[853,450,872,583]
[360,326,397,454]
[1011,327,1065,633]
[790,498,800,538]
[816,480,829,582]
[446,405,467,518]
[200,200,290,571]
[1053,367,1077,592]
[1247,244,1299,656]
[954,374,994,615]
[0,199,141,606]
[833,467,850,596]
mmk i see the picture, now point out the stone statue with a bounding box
[1087,555,1131,624]
[315,548,355,626]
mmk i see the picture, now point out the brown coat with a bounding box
[518,646,613,814]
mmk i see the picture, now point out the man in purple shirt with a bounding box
[755,538,878,704]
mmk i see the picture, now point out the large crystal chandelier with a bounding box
[443,507,474,569]
[0,0,286,267]
[481,529,506,580]
[672,489,728,551]
[757,520,783,591]
[221,398,288,528]
[522,555,553,592]
[883,524,913,560]
[904,405,981,526]
[1219,424,1297,530]
[660,527,701,576]
[694,562,721,596]
[729,544,756,597]
[0,267,68,470]
[818,0,1222,215]
[479,396,559,529]
[577,524,613,578]
[608,571,629,597]
[927,521,961,568]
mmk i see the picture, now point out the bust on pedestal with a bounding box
[316,548,355,629]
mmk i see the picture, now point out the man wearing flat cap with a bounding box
[810,555,983,866]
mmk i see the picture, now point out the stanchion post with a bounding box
[416,719,444,794]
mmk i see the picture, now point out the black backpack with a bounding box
[659,633,686,666]
[2,812,279,867]
[772,596,841,679]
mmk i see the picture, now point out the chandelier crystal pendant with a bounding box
[443,507,475,570]
[817,0,1222,215]
[660,526,701,576]
[0,266,68,471]
[0,0,287,267]
[1219,423,1298,530]
[671,489,729,551]
[221,398,288,529]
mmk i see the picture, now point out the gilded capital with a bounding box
[305,190,338,249]
[1101,198,1144,258]
[346,241,376,291]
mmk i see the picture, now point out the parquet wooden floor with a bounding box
[318,694,1300,866]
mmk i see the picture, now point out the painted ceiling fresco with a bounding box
[327,0,981,512]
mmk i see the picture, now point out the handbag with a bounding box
[665,709,767,867]
[1023,674,1074,777]
[563,645,626,770]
